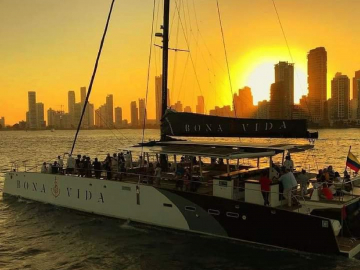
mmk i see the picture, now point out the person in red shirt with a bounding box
[259,170,272,206]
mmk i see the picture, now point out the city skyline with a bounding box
[1,1,360,125]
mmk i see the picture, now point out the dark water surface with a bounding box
[1,129,360,270]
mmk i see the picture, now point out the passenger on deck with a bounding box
[259,170,271,206]
[297,169,309,196]
[175,164,185,190]
[279,168,297,207]
[154,163,161,186]
[52,161,59,174]
[211,157,217,165]
[218,158,224,165]
[124,151,131,169]
[112,153,118,179]
[316,169,324,183]
[57,156,64,171]
[184,168,191,191]
[80,155,87,177]
[41,162,47,173]
[333,172,350,195]
[328,166,335,180]
[323,168,330,184]
[66,154,75,174]
[93,158,102,179]
[85,157,92,177]
[284,155,294,171]
[47,162,52,174]
[75,155,81,175]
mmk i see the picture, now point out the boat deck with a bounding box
[337,237,360,258]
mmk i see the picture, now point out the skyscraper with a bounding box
[353,70,360,100]
[36,102,45,128]
[130,101,139,126]
[138,98,146,125]
[308,47,327,123]
[27,91,37,129]
[196,96,205,114]
[269,81,287,119]
[106,94,114,126]
[172,101,183,112]
[115,107,123,128]
[184,106,192,113]
[273,62,294,119]
[68,91,76,126]
[80,86,86,104]
[155,75,170,124]
[330,73,350,120]
[233,87,255,118]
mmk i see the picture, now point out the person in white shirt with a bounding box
[297,169,309,196]
[57,156,64,172]
[279,168,298,207]
[41,162,47,173]
[66,154,75,174]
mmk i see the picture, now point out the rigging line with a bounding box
[216,0,237,118]
[174,0,207,113]
[154,0,161,75]
[70,0,116,155]
[140,0,157,155]
[171,0,181,104]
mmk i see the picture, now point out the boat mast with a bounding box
[160,0,170,141]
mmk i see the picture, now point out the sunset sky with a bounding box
[0,0,359,125]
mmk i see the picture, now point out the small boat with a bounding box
[4,0,360,258]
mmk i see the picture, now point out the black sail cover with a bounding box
[161,110,318,139]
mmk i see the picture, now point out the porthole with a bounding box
[208,209,220,215]
[226,212,239,218]
[242,215,247,220]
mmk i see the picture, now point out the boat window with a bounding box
[163,203,172,208]
[226,212,239,218]
[122,186,131,191]
[208,209,220,215]
[185,206,196,212]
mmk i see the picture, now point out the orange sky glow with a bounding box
[0,0,359,125]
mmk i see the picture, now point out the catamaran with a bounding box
[4,0,360,258]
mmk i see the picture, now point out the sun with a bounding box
[232,47,308,105]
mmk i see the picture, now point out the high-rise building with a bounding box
[138,99,146,125]
[233,87,255,118]
[270,62,294,119]
[308,47,327,123]
[106,94,114,126]
[353,70,360,100]
[196,96,205,114]
[172,101,183,112]
[68,91,76,126]
[80,86,86,104]
[95,105,107,128]
[115,107,123,128]
[330,73,350,120]
[257,100,269,119]
[357,79,360,119]
[269,81,287,119]
[0,117,5,128]
[155,75,170,124]
[209,105,233,117]
[184,106,192,113]
[27,91,37,129]
[130,101,139,126]
[36,103,45,128]
[87,103,94,128]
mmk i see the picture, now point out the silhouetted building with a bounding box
[257,100,269,119]
[184,106,192,113]
[27,91,37,129]
[139,98,146,125]
[115,107,123,128]
[0,117,5,128]
[130,101,139,127]
[68,91,75,126]
[196,96,205,114]
[172,101,183,112]
[155,75,170,124]
[95,105,107,128]
[36,103,45,129]
[209,105,233,117]
[353,70,360,100]
[80,86,86,104]
[330,73,350,120]
[269,81,289,119]
[47,108,70,128]
[274,62,294,119]
[233,86,255,118]
[308,47,327,123]
[106,94,114,127]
